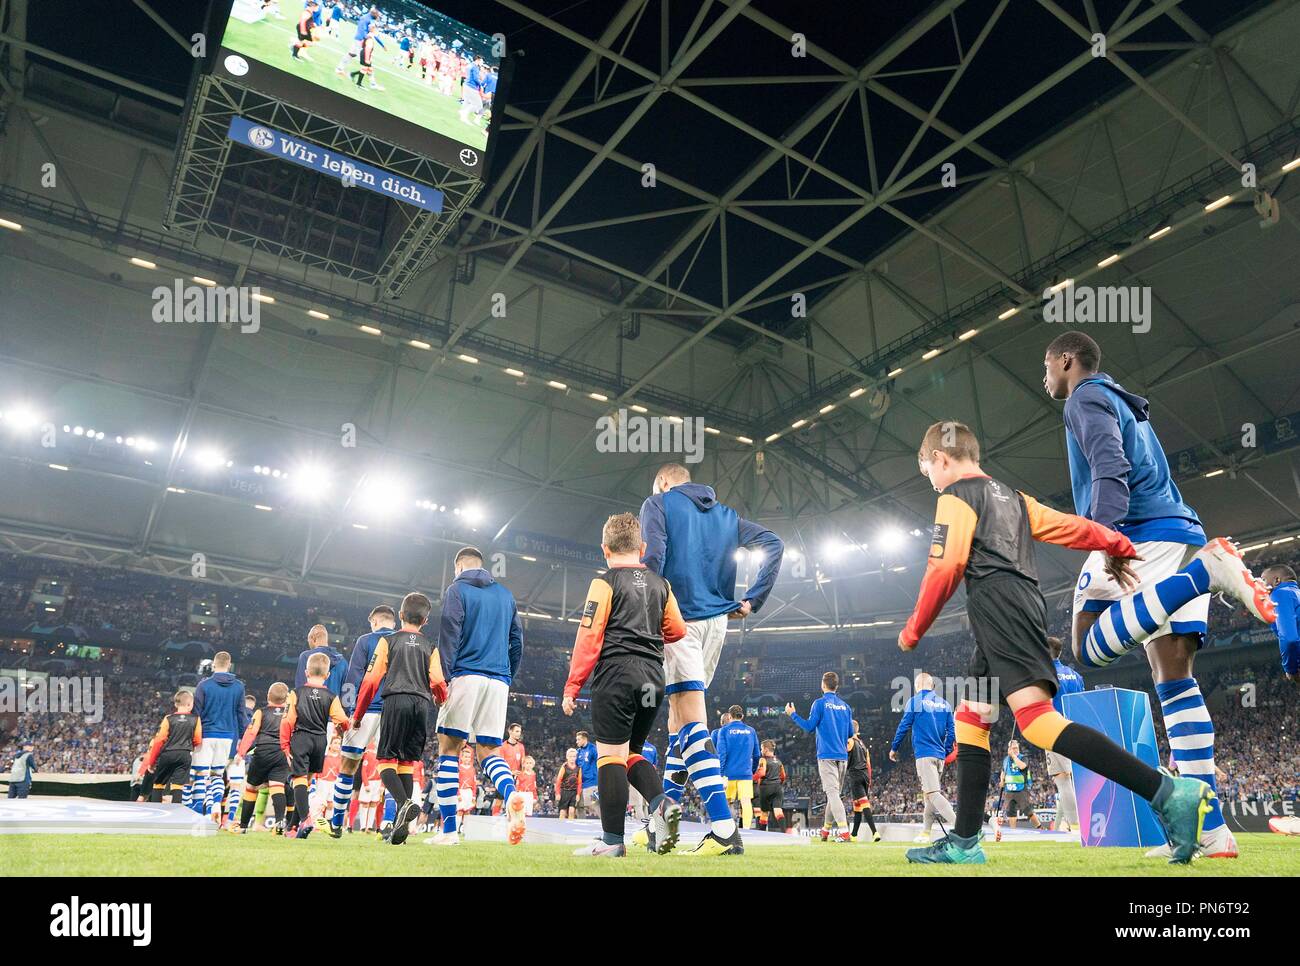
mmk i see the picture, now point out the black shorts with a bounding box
[966,575,1058,701]
[290,731,326,777]
[590,657,664,748]
[297,26,312,41]
[245,746,290,787]
[152,750,191,789]
[1004,789,1034,817]
[847,772,871,802]
[557,788,578,810]
[756,783,783,811]
[378,692,430,762]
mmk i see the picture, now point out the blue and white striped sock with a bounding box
[227,785,241,823]
[679,720,736,837]
[481,754,517,801]
[435,755,459,834]
[662,731,685,803]
[208,773,226,815]
[190,768,209,814]
[1156,678,1223,831]
[330,772,356,829]
[1082,559,1210,668]
[181,768,197,809]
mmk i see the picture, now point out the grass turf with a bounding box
[2,831,1296,876]
[221,16,490,150]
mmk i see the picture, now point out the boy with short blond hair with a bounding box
[233,683,291,833]
[141,690,201,803]
[563,512,687,856]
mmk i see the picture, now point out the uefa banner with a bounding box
[1062,687,1167,848]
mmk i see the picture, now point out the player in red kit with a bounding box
[457,746,477,836]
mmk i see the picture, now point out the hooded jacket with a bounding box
[193,670,249,740]
[1063,373,1204,545]
[439,568,523,684]
[639,483,784,621]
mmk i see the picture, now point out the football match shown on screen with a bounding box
[217,0,502,165]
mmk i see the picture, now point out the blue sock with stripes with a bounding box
[679,720,736,837]
[481,753,517,801]
[181,768,197,809]
[1156,678,1223,831]
[190,768,208,813]
[662,732,685,803]
[208,773,225,816]
[330,771,356,829]
[435,755,459,834]
[1081,559,1210,668]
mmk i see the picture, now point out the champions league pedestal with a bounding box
[1061,687,1167,849]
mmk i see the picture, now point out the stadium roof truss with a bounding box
[1,0,1299,616]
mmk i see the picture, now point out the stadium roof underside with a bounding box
[0,0,1299,630]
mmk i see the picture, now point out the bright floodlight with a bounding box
[357,475,407,517]
[877,527,906,551]
[462,504,485,525]
[290,464,330,501]
[192,447,228,471]
[820,539,844,560]
[6,406,40,430]
[733,548,748,563]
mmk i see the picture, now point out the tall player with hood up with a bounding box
[638,462,783,856]
[1044,331,1276,859]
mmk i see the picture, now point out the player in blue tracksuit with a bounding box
[295,625,346,694]
[1263,566,1300,680]
[429,547,526,844]
[326,604,398,835]
[190,652,248,817]
[889,672,956,839]
[1046,636,1086,830]
[639,462,784,855]
[574,732,599,817]
[716,706,761,828]
[788,671,854,840]
[1044,330,1276,857]
[335,5,384,82]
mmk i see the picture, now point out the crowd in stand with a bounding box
[1,550,1297,819]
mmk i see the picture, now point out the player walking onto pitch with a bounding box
[327,604,398,838]
[1044,331,1276,859]
[562,513,687,856]
[189,652,247,819]
[425,547,526,847]
[639,462,784,855]
[900,420,1251,864]
[787,672,854,843]
[1262,566,1300,683]
[716,705,761,829]
[889,671,955,843]
[352,592,447,846]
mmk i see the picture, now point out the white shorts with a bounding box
[518,791,535,815]
[1072,540,1208,639]
[192,737,233,770]
[665,614,728,693]
[437,675,509,746]
[340,711,380,760]
[458,787,475,811]
[359,780,381,805]
[915,757,945,795]
[463,87,484,113]
[1045,750,1073,778]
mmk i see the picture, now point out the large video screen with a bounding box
[212,0,505,176]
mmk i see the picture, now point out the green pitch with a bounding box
[221,16,489,150]
[3,832,1297,876]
